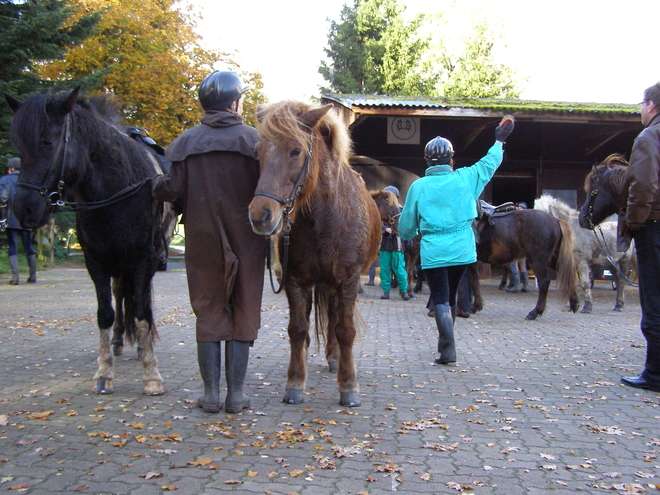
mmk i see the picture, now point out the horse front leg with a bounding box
[134,267,163,396]
[89,270,115,394]
[526,265,550,320]
[110,276,125,356]
[577,262,592,314]
[613,269,625,312]
[283,284,312,404]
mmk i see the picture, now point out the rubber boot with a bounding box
[434,304,456,365]
[380,292,390,300]
[520,271,529,293]
[197,342,221,413]
[8,255,19,285]
[506,272,521,293]
[225,340,251,413]
[27,255,37,283]
[365,263,376,286]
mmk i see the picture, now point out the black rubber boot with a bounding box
[520,271,529,293]
[433,304,456,365]
[225,340,251,413]
[27,255,37,283]
[197,342,221,413]
[506,272,521,293]
[8,255,19,285]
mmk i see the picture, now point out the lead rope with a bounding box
[592,226,638,287]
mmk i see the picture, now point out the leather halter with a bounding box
[581,169,600,231]
[256,132,315,294]
[16,113,155,212]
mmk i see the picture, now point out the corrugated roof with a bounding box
[321,93,640,116]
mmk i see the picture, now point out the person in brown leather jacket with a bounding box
[153,71,268,412]
[620,82,660,393]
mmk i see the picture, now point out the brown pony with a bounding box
[249,101,380,407]
[476,206,579,320]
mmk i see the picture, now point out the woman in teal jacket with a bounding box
[399,116,514,364]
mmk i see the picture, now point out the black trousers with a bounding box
[633,220,660,384]
[423,265,468,308]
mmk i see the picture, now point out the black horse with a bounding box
[6,87,172,396]
[475,203,579,320]
[578,153,629,230]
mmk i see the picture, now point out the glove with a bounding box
[495,115,515,143]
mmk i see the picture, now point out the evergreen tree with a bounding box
[0,0,100,163]
[319,0,436,96]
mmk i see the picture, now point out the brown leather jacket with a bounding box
[153,111,267,342]
[618,113,660,251]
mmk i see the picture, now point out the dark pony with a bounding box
[475,205,579,320]
[249,101,381,407]
[6,88,171,396]
[579,153,630,229]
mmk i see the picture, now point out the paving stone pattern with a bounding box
[0,264,658,494]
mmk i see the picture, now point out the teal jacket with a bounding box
[399,142,504,269]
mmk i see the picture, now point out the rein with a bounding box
[591,227,638,287]
[17,113,156,212]
[256,133,315,294]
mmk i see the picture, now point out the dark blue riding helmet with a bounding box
[198,71,250,112]
[424,137,454,165]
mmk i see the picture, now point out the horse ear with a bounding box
[5,93,22,113]
[256,104,268,123]
[300,104,333,129]
[62,86,81,114]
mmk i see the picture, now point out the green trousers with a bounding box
[379,250,408,293]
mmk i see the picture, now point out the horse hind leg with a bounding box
[577,263,592,314]
[93,327,115,394]
[613,270,625,312]
[111,277,125,356]
[137,319,164,396]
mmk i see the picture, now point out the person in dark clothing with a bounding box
[0,157,37,285]
[619,82,660,393]
[379,185,412,301]
[153,71,268,412]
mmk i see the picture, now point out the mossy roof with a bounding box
[322,93,640,117]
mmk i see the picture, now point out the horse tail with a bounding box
[556,219,577,307]
[121,275,156,345]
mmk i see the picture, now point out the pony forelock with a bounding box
[258,100,352,164]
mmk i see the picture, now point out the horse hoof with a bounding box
[525,312,539,320]
[112,344,123,357]
[94,378,114,395]
[613,305,623,312]
[143,380,164,396]
[339,392,361,407]
[581,307,592,314]
[283,389,304,404]
[328,362,338,373]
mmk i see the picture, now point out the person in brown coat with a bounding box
[153,71,268,412]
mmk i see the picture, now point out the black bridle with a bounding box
[255,133,314,294]
[582,168,638,287]
[17,113,154,212]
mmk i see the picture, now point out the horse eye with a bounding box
[43,139,53,148]
[290,148,302,158]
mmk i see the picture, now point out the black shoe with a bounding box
[620,374,660,392]
[400,292,410,301]
[380,292,390,300]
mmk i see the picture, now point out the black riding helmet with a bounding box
[424,136,454,165]
[198,71,250,112]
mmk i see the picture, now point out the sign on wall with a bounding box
[387,117,420,145]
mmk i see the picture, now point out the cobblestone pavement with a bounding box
[1,264,659,495]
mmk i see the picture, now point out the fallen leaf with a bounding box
[28,411,53,420]
[162,485,179,491]
[188,458,213,466]
[247,471,258,477]
[139,472,163,480]
[224,479,243,484]
[8,484,29,491]
[73,485,89,491]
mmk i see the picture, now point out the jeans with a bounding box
[423,265,467,307]
[6,228,35,257]
[632,220,660,384]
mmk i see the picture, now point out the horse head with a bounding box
[578,153,629,230]
[5,87,80,229]
[370,189,400,229]
[249,101,348,236]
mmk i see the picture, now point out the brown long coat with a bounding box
[153,111,267,342]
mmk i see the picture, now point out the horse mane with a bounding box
[583,153,629,193]
[534,193,577,223]
[258,100,353,165]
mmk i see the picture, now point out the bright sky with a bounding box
[186,0,659,105]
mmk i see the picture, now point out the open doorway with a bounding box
[490,177,537,208]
